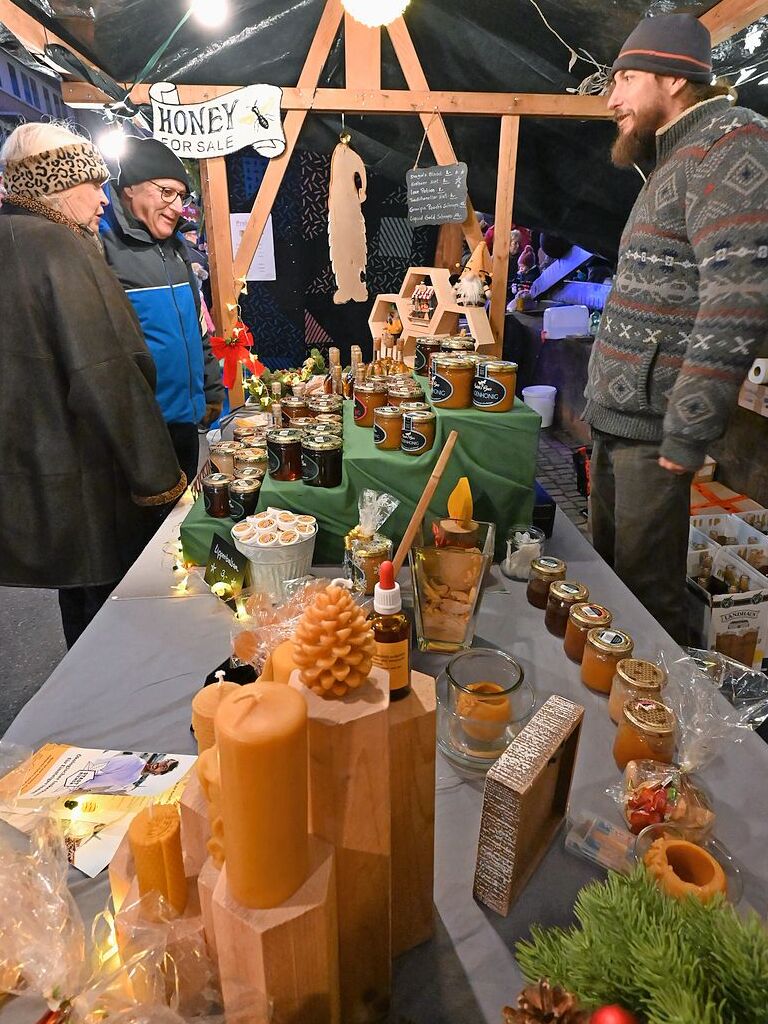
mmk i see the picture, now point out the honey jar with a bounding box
[233,425,257,444]
[352,536,393,596]
[581,628,635,694]
[281,395,310,426]
[307,422,343,439]
[608,659,667,725]
[526,557,567,609]
[563,603,613,663]
[431,355,474,409]
[613,698,676,770]
[228,477,261,521]
[291,416,317,432]
[354,381,388,427]
[440,336,475,355]
[400,401,431,414]
[209,441,242,477]
[234,448,268,477]
[308,395,343,415]
[401,410,437,455]
[373,406,404,450]
[266,428,303,481]
[301,435,342,488]
[544,581,590,637]
[202,472,231,518]
[414,337,444,377]
[387,382,426,407]
[473,360,518,413]
[315,413,343,426]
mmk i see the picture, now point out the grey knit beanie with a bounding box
[611,14,712,84]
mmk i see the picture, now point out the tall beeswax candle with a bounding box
[191,674,239,753]
[128,804,187,915]
[215,683,309,908]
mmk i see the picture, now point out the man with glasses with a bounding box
[101,137,223,486]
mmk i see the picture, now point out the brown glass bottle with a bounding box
[367,560,411,701]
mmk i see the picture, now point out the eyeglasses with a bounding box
[149,181,191,206]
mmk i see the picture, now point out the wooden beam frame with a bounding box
[344,13,381,90]
[700,0,768,46]
[489,115,521,354]
[0,0,99,71]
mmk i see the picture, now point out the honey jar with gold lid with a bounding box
[440,336,475,355]
[431,355,474,409]
[564,602,613,663]
[373,405,404,449]
[400,400,431,414]
[387,382,426,407]
[613,697,676,770]
[526,556,567,609]
[544,581,590,638]
[354,380,388,427]
[401,410,436,455]
[581,628,634,694]
[415,336,444,377]
[608,659,667,724]
[473,360,518,413]
[281,395,309,425]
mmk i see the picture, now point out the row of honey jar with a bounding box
[414,336,518,414]
[526,555,677,771]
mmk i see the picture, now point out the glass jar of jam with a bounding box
[308,395,343,415]
[581,628,635,694]
[387,383,426,407]
[472,360,518,413]
[209,441,242,477]
[563,603,613,663]
[373,406,404,450]
[431,356,475,409]
[202,472,231,518]
[544,581,590,638]
[526,556,567,609]
[233,448,268,477]
[354,381,388,427]
[401,410,437,455]
[281,396,310,426]
[301,435,342,488]
[440,336,475,355]
[613,698,676,770]
[415,336,444,377]
[266,428,303,481]
[608,659,667,725]
[228,477,262,521]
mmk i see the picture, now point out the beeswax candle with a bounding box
[270,639,300,684]
[215,683,309,908]
[197,746,225,868]
[191,672,239,753]
[128,804,187,915]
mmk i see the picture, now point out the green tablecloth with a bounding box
[181,399,540,565]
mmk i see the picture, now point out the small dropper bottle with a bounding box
[368,560,411,701]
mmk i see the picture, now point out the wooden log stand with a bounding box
[389,671,437,957]
[289,665,391,1024]
[211,836,339,1024]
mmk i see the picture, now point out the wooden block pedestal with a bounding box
[389,672,437,957]
[211,835,339,1024]
[180,773,211,877]
[197,856,221,960]
[290,666,391,1024]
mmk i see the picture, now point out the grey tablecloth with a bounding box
[4,501,768,1023]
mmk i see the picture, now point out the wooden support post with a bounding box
[387,16,483,252]
[200,156,242,407]
[489,115,520,357]
[290,666,391,1024]
[212,838,339,1024]
[434,222,464,272]
[179,774,211,878]
[344,13,381,89]
[389,672,437,958]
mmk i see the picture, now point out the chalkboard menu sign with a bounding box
[406,162,468,226]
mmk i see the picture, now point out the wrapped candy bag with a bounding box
[344,489,400,595]
[230,577,328,670]
[621,761,714,837]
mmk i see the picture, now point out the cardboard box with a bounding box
[738,380,768,418]
[693,455,717,483]
[736,509,768,536]
[690,513,767,548]
[687,548,768,672]
[690,482,763,515]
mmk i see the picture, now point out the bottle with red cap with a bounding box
[367,560,411,700]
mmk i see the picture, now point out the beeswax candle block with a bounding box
[191,680,239,754]
[128,804,187,916]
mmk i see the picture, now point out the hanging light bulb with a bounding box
[191,0,228,28]
[98,125,127,161]
[341,0,411,28]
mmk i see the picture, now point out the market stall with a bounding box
[3,493,768,1024]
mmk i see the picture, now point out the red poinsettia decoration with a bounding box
[210,320,265,390]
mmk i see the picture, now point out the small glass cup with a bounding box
[437,649,535,771]
[500,524,545,581]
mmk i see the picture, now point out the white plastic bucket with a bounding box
[522,385,557,427]
[232,530,317,600]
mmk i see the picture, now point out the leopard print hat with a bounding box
[3,141,109,199]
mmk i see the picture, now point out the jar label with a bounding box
[373,423,386,445]
[473,376,506,408]
[354,396,367,420]
[414,347,427,373]
[599,629,625,646]
[582,605,604,618]
[560,583,582,595]
[539,557,561,568]
[229,498,245,521]
[267,444,281,474]
[372,639,410,691]
[401,427,427,453]
[301,452,319,482]
[431,373,453,403]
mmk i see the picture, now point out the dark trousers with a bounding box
[167,421,200,487]
[58,582,116,649]
[590,431,694,645]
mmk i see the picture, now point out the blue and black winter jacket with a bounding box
[100,188,221,424]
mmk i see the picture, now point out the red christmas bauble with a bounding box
[589,1007,640,1024]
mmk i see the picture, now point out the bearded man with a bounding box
[583,13,768,643]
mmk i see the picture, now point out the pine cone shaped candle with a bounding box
[293,584,376,698]
[504,979,590,1023]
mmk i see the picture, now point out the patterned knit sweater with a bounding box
[584,96,768,469]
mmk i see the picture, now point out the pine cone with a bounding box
[503,979,590,1024]
[293,584,375,698]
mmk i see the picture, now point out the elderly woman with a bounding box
[0,122,185,647]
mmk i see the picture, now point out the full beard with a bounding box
[610,110,660,168]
